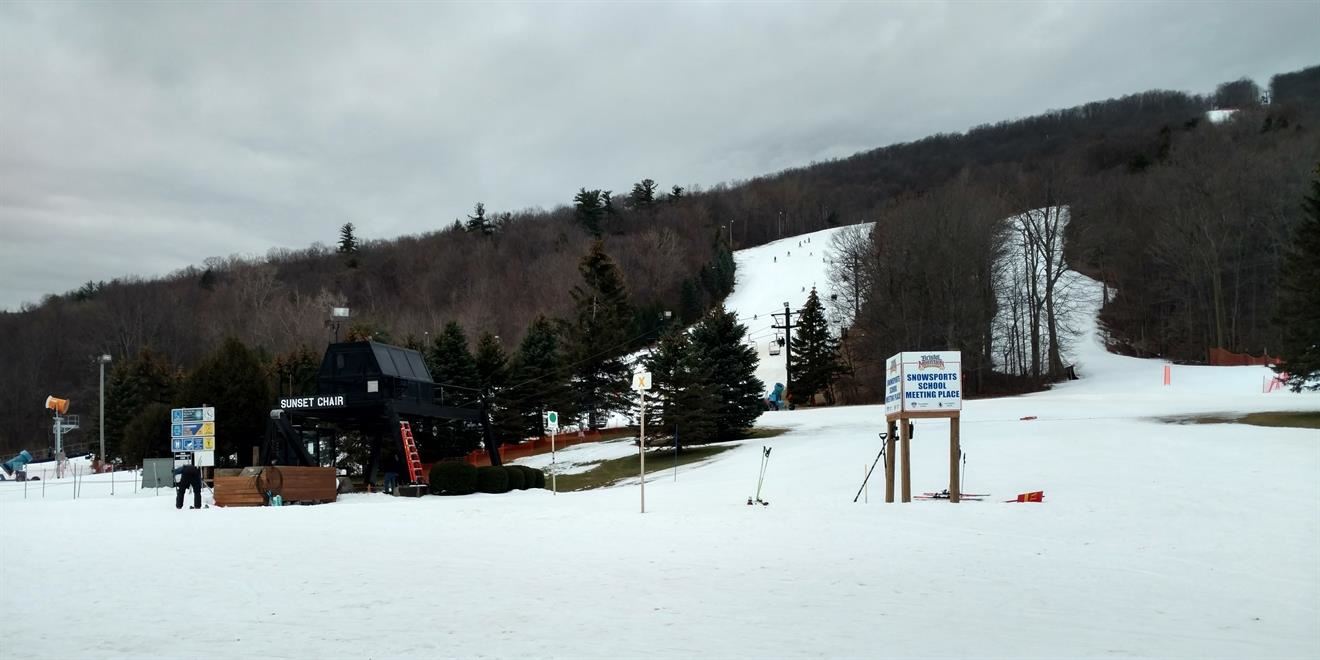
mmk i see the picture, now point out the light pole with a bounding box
[329,307,351,342]
[98,354,111,466]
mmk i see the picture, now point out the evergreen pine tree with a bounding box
[427,322,479,397]
[120,403,173,467]
[689,304,765,439]
[1273,164,1320,391]
[645,327,718,449]
[475,332,524,443]
[338,222,360,268]
[177,337,271,466]
[679,279,705,324]
[668,185,685,201]
[793,287,845,404]
[104,350,179,461]
[566,242,635,428]
[573,188,606,237]
[337,222,359,254]
[628,178,658,210]
[466,202,494,235]
[426,322,482,453]
[510,316,576,438]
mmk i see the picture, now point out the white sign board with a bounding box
[632,371,653,391]
[194,450,215,467]
[885,351,963,415]
[884,354,904,416]
[545,410,559,433]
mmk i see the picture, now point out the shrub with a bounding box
[531,467,547,489]
[476,465,510,494]
[510,465,541,490]
[505,465,526,490]
[429,462,478,495]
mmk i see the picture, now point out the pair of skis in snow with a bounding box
[914,490,988,501]
[747,446,771,506]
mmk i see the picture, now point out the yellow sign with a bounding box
[202,437,215,450]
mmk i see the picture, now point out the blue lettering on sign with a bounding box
[171,410,182,422]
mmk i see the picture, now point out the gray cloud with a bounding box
[2,1,1317,310]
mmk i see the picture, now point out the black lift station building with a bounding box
[262,340,497,486]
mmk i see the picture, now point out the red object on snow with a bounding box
[1005,491,1044,503]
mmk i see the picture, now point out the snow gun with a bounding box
[0,450,33,480]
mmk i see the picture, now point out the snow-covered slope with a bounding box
[2,229,1318,660]
[724,225,870,393]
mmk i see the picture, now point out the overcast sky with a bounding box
[1,1,1316,311]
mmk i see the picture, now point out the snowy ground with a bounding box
[2,236,1318,659]
[510,437,638,475]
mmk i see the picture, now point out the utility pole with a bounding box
[771,302,797,400]
[98,354,112,466]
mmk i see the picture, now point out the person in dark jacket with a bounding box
[173,464,202,509]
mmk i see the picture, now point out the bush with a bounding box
[476,465,511,494]
[510,465,542,490]
[505,466,526,490]
[429,462,478,495]
[531,467,547,489]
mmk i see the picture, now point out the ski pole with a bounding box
[853,434,887,503]
[755,446,771,502]
[754,448,765,501]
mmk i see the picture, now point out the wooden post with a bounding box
[884,418,897,503]
[950,415,961,503]
[900,416,911,503]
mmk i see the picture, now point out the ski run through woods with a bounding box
[2,225,1318,659]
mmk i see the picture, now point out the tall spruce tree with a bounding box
[689,304,764,439]
[177,337,271,466]
[426,322,481,454]
[338,222,359,268]
[566,241,635,428]
[628,178,658,210]
[104,349,179,461]
[337,222,359,254]
[466,202,494,235]
[120,403,173,467]
[1273,164,1320,391]
[427,322,479,400]
[573,188,606,237]
[645,327,718,449]
[474,332,523,442]
[793,287,845,404]
[510,315,576,438]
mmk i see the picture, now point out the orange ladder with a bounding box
[400,421,425,484]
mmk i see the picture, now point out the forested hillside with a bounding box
[2,65,1317,456]
[829,67,1319,401]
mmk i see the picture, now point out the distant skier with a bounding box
[766,383,786,411]
[173,464,202,510]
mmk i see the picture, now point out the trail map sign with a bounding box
[545,411,559,433]
[170,406,216,453]
[884,351,962,414]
